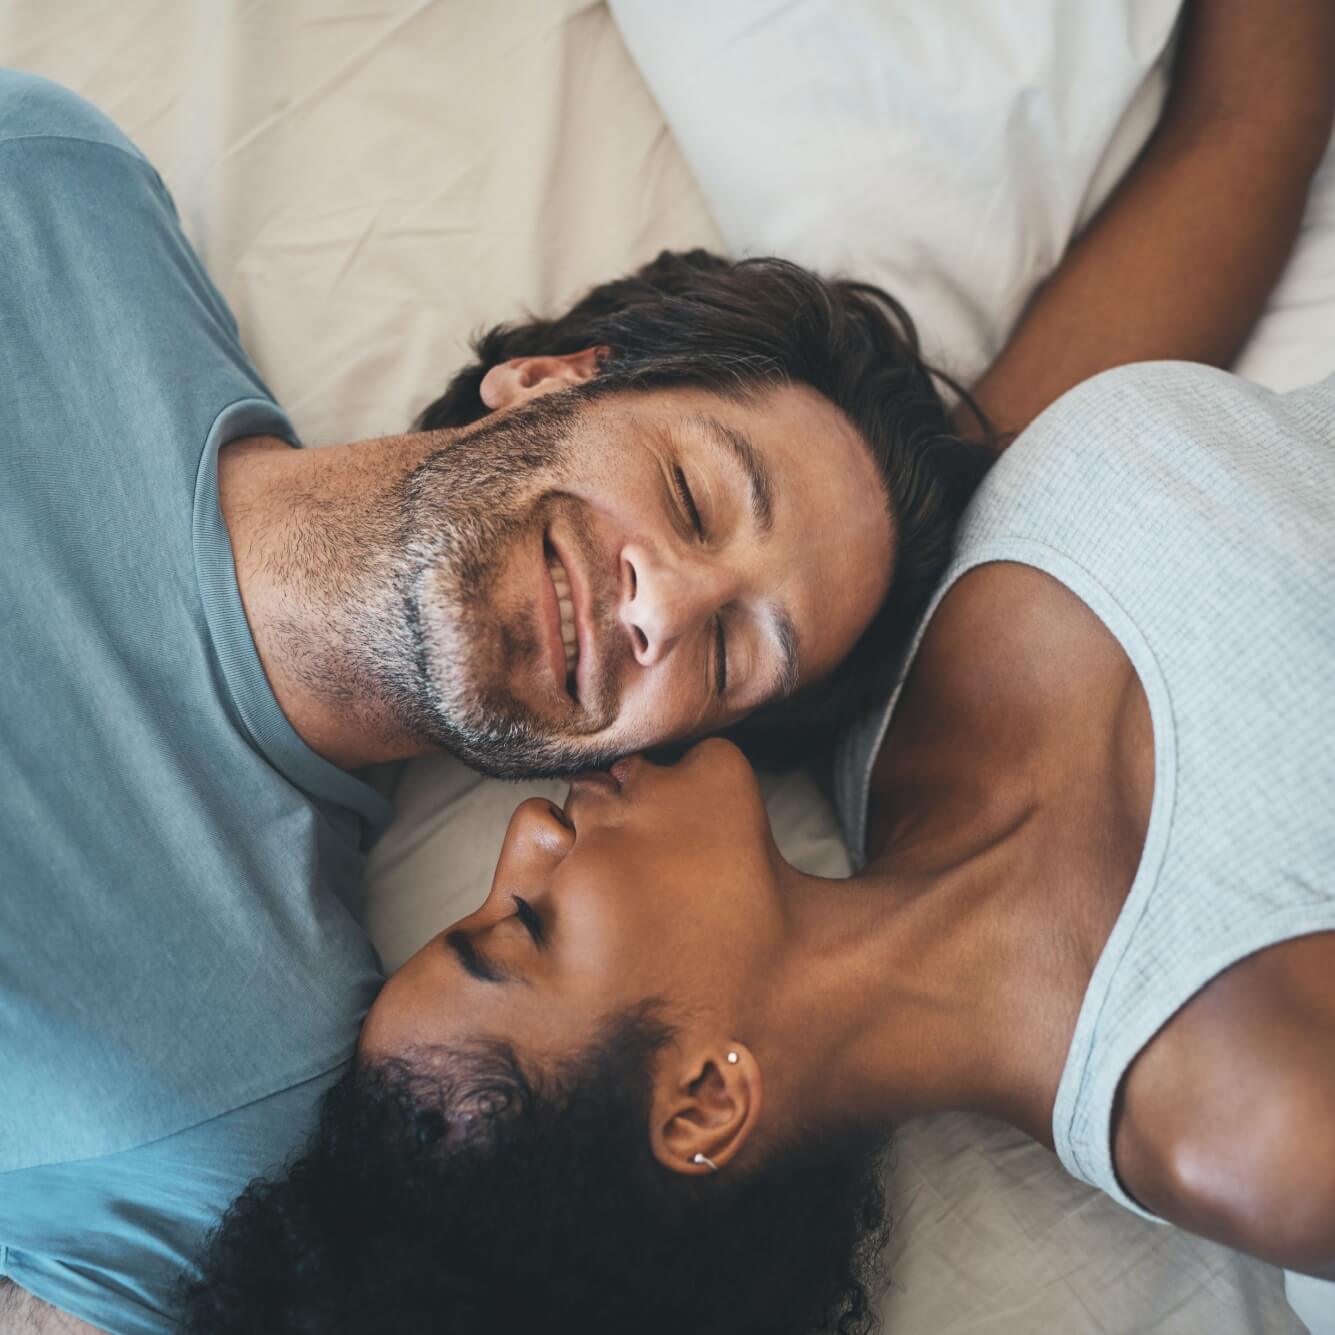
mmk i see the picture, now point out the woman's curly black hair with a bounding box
[179,1005,893,1335]
[413,249,994,767]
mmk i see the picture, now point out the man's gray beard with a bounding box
[368,392,626,779]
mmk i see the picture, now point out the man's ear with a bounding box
[649,1043,763,1177]
[478,346,608,411]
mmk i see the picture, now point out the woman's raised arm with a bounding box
[964,0,1335,441]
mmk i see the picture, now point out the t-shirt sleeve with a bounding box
[0,66,246,391]
[0,68,148,159]
[0,1071,336,1335]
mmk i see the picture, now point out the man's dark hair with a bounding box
[415,249,993,765]
[179,1006,892,1335]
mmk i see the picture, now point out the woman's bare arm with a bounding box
[0,1283,105,1335]
[965,0,1335,441]
[1113,933,1335,1280]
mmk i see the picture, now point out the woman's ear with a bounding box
[649,1043,763,1177]
[478,346,608,411]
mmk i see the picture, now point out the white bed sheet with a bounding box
[3,2,1323,1332]
[0,0,720,450]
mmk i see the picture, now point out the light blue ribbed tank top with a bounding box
[835,361,1335,1217]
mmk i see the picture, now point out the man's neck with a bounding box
[0,1278,104,1333]
[216,432,436,769]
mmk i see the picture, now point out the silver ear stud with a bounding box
[726,1051,739,1064]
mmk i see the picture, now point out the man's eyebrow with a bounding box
[689,414,800,700]
[697,414,774,534]
[444,929,509,985]
[768,602,801,701]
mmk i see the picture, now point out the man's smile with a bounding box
[542,535,581,700]
[542,526,604,711]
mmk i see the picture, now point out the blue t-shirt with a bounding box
[0,71,389,1332]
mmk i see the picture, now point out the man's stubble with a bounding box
[281,392,627,778]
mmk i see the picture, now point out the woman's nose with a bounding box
[499,796,575,869]
[619,542,733,666]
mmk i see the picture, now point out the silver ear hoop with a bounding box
[691,1057,738,1172]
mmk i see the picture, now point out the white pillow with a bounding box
[1233,140,1335,392]
[608,0,1182,384]
[609,0,1335,396]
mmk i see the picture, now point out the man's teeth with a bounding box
[548,556,579,678]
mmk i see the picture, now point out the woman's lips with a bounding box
[566,756,636,799]
[569,768,619,793]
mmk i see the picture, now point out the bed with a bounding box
[4,2,1331,1331]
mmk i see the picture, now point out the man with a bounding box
[1,0,1328,1324]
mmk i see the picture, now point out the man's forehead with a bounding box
[588,379,893,689]
[686,384,890,627]
[687,411,775,534]
[627,380,879,485]
[730,384,895,675]
[708,380,890,534]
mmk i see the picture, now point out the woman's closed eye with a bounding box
[512,894,544,947]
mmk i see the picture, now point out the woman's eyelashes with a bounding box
[511,894,544,947]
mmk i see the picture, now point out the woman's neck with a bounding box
[779,561,1156,1146]
[765,790,1083,1148]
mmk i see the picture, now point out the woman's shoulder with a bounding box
[1112,931,1335,1277]
[1009,360,1267,446]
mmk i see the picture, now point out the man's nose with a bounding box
[618,541,734,667]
